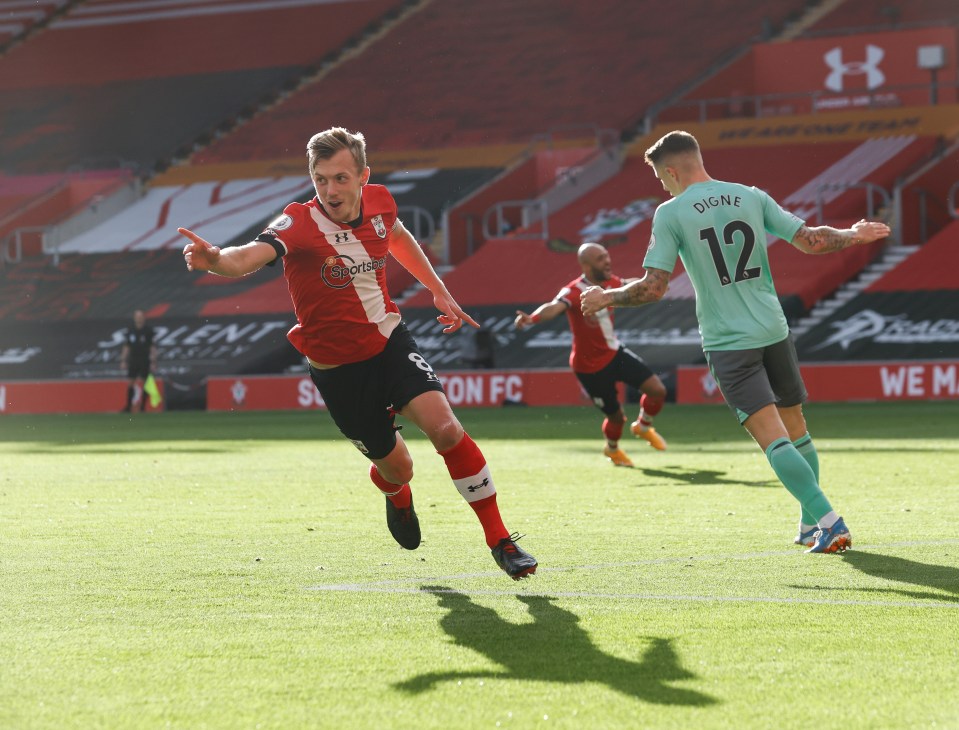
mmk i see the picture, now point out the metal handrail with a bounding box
[908,186,955,243]
[397,205,436,243]
[1,227,47,265]
[815,182,891,225]
[1,233,20,264]
[482,200,549,241]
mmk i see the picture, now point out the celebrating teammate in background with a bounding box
[514,242,668,468]
[120,309,157,413]
[178,127,537,579]
[581,130,891,554]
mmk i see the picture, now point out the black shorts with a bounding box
[127,359,151,380]
[308,323,446,460]
[575,347,655,415]
[704,334,807,425]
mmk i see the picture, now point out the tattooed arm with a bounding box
[580,268,670,316]
[790,219,891,255]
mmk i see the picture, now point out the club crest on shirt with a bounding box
[371,214,387,238]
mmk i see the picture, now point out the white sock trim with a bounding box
[452,465,496,503]
[818,511,839,530]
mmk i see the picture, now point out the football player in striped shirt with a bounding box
[179,127,536,579]
[514,242,668,467]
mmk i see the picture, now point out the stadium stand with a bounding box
[4,0,404,84]
[3,0,957,411]
[794,215,959,363]
[56,177,315,253]
[0,0,64,49]
[193,0,804,163]
[764,134,939,309]
[1,168,135,260]
[802,0,959,34]
[444,144,607,263]
[896,144,959,245]
[51,166,487,261]
[420,134,935,309]
[0,0,406,173]
[865,216,959,293]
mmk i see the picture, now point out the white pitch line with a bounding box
[305,539,959,609]
[307,585,959,610]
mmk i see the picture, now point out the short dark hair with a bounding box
[307,127,367,174]
[644,131,700,166]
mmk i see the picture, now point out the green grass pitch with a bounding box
[1,402,957,729]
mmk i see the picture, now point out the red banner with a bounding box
[753,27,958,113]
[0,378,164,414]
[678,362,959,404]
[207,369,591,411]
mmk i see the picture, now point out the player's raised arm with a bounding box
[790,219,891,255]
[388,219,479,333]
[178,227,277,277]
[514,300,567,330]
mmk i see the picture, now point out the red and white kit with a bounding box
[258,184,401,364]
[556,274,624,374]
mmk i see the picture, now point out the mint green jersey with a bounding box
[643,180,804,351]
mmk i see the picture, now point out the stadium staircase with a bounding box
[790,243,920,335]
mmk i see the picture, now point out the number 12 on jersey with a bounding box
[699,221,760,286]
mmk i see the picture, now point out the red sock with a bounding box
[369,463,411,508]
[639,393,664,426]
[602,417,623,443]
[439,432,509,548]
[469,494,509,548]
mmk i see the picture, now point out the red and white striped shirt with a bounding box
[258,184,401,365]
[556,275,624,374]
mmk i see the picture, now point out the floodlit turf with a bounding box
[1,402,957,729]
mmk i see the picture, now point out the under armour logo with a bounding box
[334,232,350,244]
[824,45,885,92]
[466,477,490,492]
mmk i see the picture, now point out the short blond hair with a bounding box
[307,127,367,174]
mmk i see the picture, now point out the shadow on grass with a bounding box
[394,586,717,706]
[790,551,959,604]
[841,551,959,603]
[635,465,777,488]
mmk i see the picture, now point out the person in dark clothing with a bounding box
[120,309,157,412]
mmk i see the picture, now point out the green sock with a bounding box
[792,433,820,525]
[765,438,832,522]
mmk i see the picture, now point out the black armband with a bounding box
[255,233,286,267]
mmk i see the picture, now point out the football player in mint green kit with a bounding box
[581,130,891,554]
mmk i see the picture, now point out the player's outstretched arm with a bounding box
[581,268,670,316]
[388,220,479,334]
[514,300,567,330]
[790,219,891,255]
[178,228,276,277]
